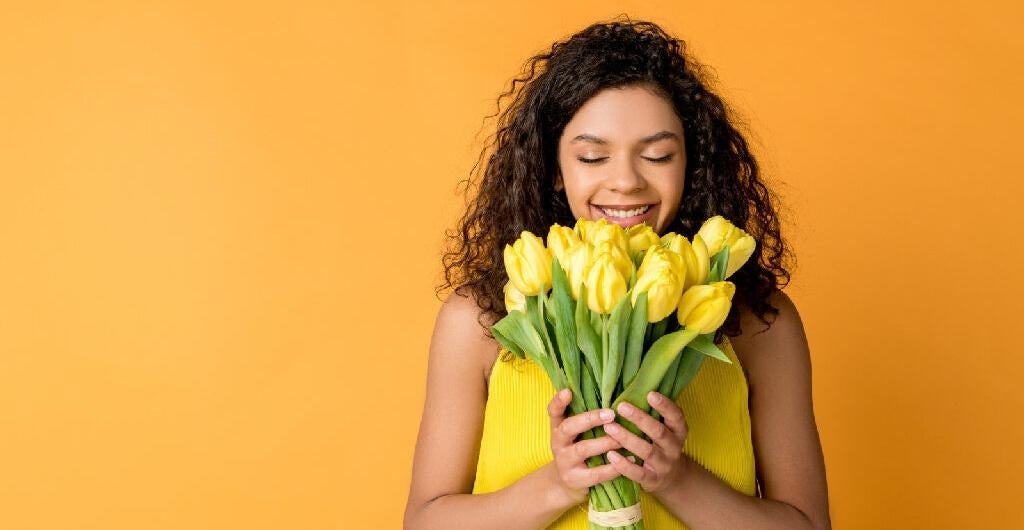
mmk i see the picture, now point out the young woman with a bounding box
[404,18,831,530]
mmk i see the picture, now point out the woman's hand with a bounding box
[603,391,689,496]
[546,388,624,505]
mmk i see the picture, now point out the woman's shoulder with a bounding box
[730,289,809,390]
[437,288,502,386]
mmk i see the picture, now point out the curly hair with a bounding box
[436,16,796,351]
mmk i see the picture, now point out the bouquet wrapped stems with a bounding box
[493,216,756,529]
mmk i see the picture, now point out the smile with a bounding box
[590,203,657,227]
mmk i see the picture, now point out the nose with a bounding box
[605,158,647,194]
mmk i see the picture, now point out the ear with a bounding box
[554,173,564,192]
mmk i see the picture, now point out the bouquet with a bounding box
[490,215,755,530]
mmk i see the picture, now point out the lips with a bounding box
[590,203,657,228]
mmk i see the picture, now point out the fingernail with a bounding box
[648,391,661,404]
[617,402,634,415]
[605,423,620,434]
[599,409,615,421]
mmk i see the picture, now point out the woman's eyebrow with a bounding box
[570,130,679,145]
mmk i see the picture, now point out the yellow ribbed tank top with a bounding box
[472,336,758,529]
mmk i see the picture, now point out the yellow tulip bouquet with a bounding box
[491,215,756,530]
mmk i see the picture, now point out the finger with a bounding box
[547,388,572,444]
[568,435,622,463]
[616,399,679,454]
[606,449,653,484]
[576,462,622,487]
[557,407,616,444]
[602,421,656,462]
[647,391,688,443]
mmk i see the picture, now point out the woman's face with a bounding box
[555,84,686,235]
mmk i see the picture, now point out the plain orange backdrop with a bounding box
[1,1,1022,529]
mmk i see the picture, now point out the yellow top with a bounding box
[471,336,758,529]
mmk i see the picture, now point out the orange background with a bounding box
[1,2,1021,528]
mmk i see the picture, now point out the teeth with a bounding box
[598,205,651,218]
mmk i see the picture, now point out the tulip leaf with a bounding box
[708,245,731,283]
[611,327,700,437]
[575,285,603,377]
[492,308,565,390]
[652,349,682,422]
[602,296,632,408]
[688,333,732,364]
[550,258,586,415]
[490,315,525,359]
[623,291,648,388]
[670,346,706,401]
[580,361,600,412]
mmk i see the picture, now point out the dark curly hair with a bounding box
[436,16,796,353]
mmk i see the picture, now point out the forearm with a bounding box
[406,461,578,530]
[656,456,819,530]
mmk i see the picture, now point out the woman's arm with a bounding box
[403,292,581,530]
[653,290,832,529]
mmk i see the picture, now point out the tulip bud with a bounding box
[586,219,630,257]
[584,250,629,314]
[724,233,755,279]
[626,223,660,261]
[696,216,756,279]
[546,224,580,267]
[503,280,526,313]
[676,281,735,334]
[593,240,634,282]
[562,241,594,300]
[663,233,709,290]
[696,215,736,257]
[503,231,552,296]
[631,253,684,322]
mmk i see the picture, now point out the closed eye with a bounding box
[577,155,674,165]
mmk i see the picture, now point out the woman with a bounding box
[405,17,831,529]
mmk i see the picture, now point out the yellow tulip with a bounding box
[696,215,736,257]
[676,281,736,334]
[562,241,595,300]
[626,223,660,260]
[593,240,634,282]
[696,216,756,278]
[584,250,629,314]
[503,280,526,313]
[662,232,709,290]
[723,232,755,279]
[631,249,684,322]
[546,224,580,266]
[636,244,685,283]
[503,231,552,296]
[587,220,630,256]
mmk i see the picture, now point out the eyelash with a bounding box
[578,155,674,165]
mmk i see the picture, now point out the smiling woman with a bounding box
[405,16,830,530]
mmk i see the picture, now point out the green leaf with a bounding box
[550,258,586,415]
[580,361,600,412]
[688,333,732,364]
[670,346,706,400]
[493,308,564,389]
[575,285,602,377]
[707,245,731,283]
[611,327,700,436]
[490,315,525,359]
[623,291,648,388]
[601,296,632,408]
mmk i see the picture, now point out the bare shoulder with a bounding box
[404,289,500,520]
[730,290,832,529]
[435,289,502,384]
[730,289,807,377]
